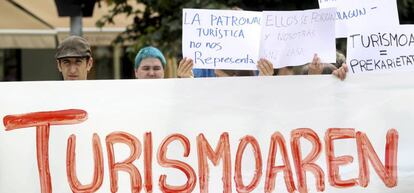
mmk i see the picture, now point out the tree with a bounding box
[398,0,414,24]
[98,0,238,59]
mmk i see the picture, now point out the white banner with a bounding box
[318,0,399,38]
[259,8,336,68]
[1,75,414,193]
[346,25,414,74]
[182,9,261,70]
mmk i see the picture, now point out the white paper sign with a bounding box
[259,8,336,68]
[1,75,414,193]
[318,0,399,38]
[182,9,261,70]
[346,26,414,74]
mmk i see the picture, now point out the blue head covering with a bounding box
[134,46,166,69]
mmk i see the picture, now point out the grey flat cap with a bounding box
[55,36,92,59]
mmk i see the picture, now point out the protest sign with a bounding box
[259,8,336,68]
[182,9,261,70]
[1,75,414,193]
[346,26,414,74]
[318,0,399,38]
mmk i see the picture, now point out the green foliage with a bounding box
[398,0,414,24]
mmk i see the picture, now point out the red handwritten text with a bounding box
[3,110,399,193]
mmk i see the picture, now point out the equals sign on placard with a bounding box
[379,50,388,56]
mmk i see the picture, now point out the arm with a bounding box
[177,57,194,78]
[307,54,324,75]
[332,63,348,81]
[257,58,274,76]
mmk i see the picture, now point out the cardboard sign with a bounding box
[259,8,336,68]
[346,26,414,74]
[182,9,261,70]
[1,75,414,193]
[318,0,399,37]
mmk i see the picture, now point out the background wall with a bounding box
[21,49,60,81]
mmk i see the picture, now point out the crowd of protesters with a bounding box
[55,35,348,81]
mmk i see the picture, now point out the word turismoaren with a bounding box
[3,109,398,193]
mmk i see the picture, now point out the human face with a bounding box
[135,57,164,79]
[57,57,93,80]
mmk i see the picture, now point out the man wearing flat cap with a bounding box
[55,36,93,80]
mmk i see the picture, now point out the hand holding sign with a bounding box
[177,57,194,78]
[257,59,274,76]
[308,54,323,75]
